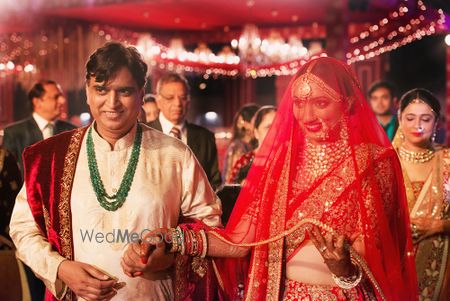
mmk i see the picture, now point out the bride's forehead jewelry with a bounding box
[293,74,312,100]
[291,62,341,103]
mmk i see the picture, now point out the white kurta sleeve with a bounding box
[180,147,222,227]
[9,184,68,299]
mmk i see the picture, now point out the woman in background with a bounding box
[393,88,449,301]
[222,104,260,183]
[228,105,277,184]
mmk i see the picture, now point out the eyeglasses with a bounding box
[159,94,190,103]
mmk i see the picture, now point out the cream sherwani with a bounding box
[10,123,222,300]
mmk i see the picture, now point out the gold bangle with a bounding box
[200,230,208,258]
[331,259,363,289]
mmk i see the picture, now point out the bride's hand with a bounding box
[308,226,356,277]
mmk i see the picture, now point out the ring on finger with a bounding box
[319,245,328,253]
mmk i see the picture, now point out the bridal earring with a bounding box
[431,126,437,143]
[399,128,405,141]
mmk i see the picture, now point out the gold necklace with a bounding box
[292,138,351,195]
[304,139,351,179]
[399,146,434,164]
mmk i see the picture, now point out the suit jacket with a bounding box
[3,116,76,174]
[147,119,222,189]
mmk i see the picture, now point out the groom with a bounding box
[10,42,221,300]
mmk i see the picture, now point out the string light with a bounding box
[445,34,450,46]
[347,0,445,64]
[94,24,326,78]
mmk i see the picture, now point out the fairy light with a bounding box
[445,34,450,46]
[6,61,14,70]
[350,0,416,45]
[91,24,324,78]
[24,64,34,72]
[347,0,445,64]
[1,21,323,78]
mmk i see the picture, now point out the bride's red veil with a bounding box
[214,57,417,301]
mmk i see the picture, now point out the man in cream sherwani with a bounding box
[9,42,221,301]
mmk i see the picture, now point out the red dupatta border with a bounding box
[22,127,87,301]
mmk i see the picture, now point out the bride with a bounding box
[124,57,418,300]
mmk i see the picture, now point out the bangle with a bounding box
[167,228,176,253]
[196,230,203,257]
[331,259,363,289]
[169,227,208,258]
[186,230,194,256]
[169,227,181,253]
[200,230,208,258]
[180,227,186,255]
[191,230,200,256]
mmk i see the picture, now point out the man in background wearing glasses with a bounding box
[148,73,221,189]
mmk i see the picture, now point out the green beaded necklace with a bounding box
[86,125,142,211]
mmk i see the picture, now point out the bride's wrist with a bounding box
[168,226,208,258]
[338,262,358,278]
[331,259,363,289]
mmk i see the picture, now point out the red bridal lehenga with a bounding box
[174,57,418,301]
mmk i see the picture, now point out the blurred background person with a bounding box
[3,80,76,174]
[0,146,21,240]
[368,80,398,141]
[0,146,26,301]
[219,105,276,225]
[2,79,75,301]
[222,103,260,183]
[149,73,221,189]
[142,93,159,123]
[228,105,277,184]
[393,88,449,301]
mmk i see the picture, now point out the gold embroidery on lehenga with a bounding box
[213,143,391,300]
[284,280,338,301]
[286,145,393,257]
[288,144,384,227]
[284,279,362,301]
[211,217,387,301]
[285,144,391,301]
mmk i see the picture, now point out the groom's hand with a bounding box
[57,260,117,301]
[121,235,174,277]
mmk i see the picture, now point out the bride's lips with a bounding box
[304,121,322,132]
[411,132,423,137]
